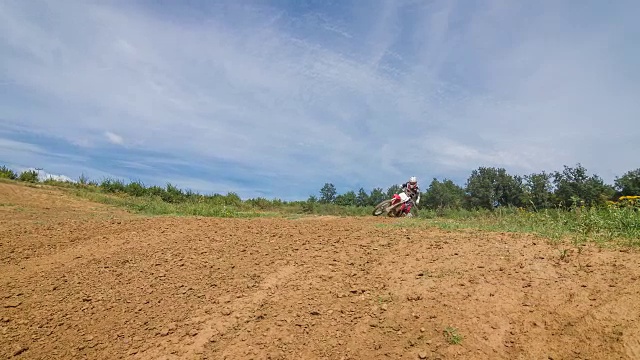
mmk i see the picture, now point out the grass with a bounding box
[0,175,373,218]
[408,206,640,247]
[84,191,640,246]
[2,175,638,246]
[443,326,463,345]
[71,188,376,218]
[73,189,278,218]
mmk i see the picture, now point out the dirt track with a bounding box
[1,182,640,359]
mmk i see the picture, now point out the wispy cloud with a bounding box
[0,138,45,154]
[105,131,124,145]
[1,0,638,198]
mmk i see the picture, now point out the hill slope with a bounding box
[1,182,639,359]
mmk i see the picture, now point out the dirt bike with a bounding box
[372,191,419,217]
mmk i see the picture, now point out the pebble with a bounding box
[418,351,427,359]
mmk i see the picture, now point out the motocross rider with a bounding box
[400,176,420,217]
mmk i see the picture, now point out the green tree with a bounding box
[422,178,465,209]
[335,191,357,206]
[319,183,337,203]
[614,168,640,197]
[504,175,525,207]
[522,172,553,210]
[552,164,614,207]
[356,188,370,207]
[465,167,524,209]
[369,187,386,206]
[386,184,402,198]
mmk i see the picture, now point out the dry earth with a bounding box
[1,182,640,359]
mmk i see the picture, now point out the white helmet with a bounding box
[408,176,417,190]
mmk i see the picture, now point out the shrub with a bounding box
[0,166,17,180]
[162,183,186,203]
[125,181,147,197]
[100,178,126,193]
[18,170,39,183]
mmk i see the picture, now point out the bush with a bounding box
[301,200,315,213]
[146,185,167,199]
[162,183,186,203]
[100,178,126,193]
[223,192,242,207]
[125,181,146,197]
[246,197,274,210]
[0,166,17,180]
[18,170,39,183]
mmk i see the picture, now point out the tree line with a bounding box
[2,163,638,211]
[312,164,640,210]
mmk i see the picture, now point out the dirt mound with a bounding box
[1,182,639,359]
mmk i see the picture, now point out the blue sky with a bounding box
[1,0,638,200]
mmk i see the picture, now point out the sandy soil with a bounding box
[1,182,639,359]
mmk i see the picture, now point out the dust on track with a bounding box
[1,182,639,359]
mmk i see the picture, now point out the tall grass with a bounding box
[74,190,270,218]
[413,205,640,246]
[72,188,374,218]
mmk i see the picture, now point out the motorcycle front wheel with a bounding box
[372,199,392,216]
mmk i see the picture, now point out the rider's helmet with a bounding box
[408,176,418,190]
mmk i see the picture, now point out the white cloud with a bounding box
[13,166,74,182]
[105,131,124,145]
[0,0,638,198]
[41,171,74,183]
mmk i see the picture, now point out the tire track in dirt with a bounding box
[137,264,298,359]
[193,220,400,360]
[366,228,640,360]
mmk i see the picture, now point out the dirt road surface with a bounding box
[1,182,639,359]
